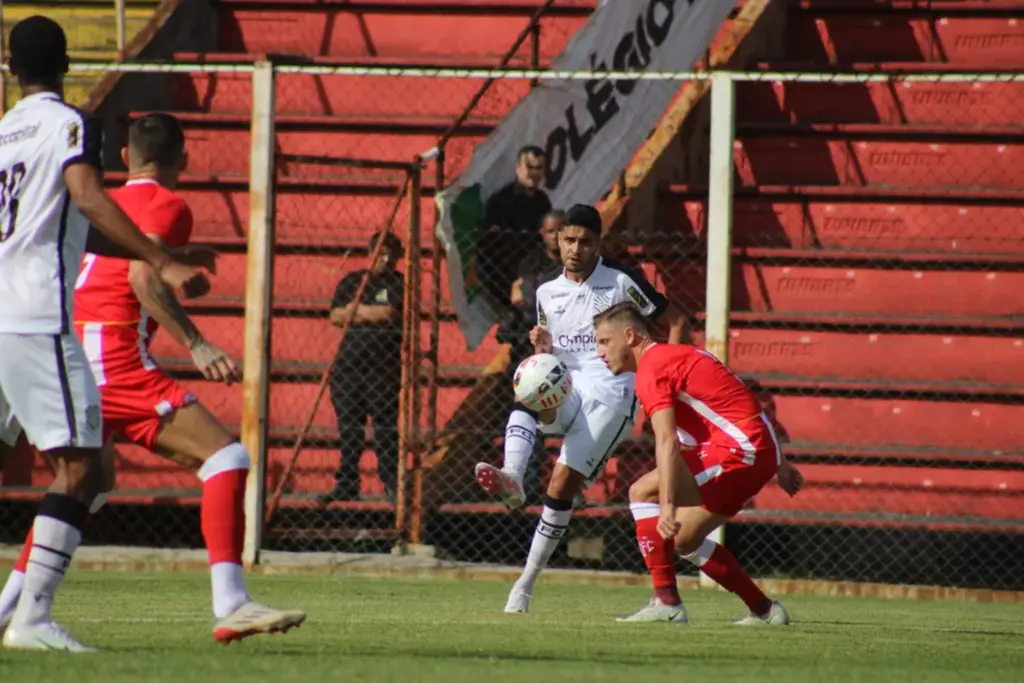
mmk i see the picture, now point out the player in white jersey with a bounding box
[0,16,208,652]
[475,204,687,613]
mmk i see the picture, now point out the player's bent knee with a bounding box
[547,463,584,499]
[678,537,715,566]
[628,470,659,503]
[197,441,250,482]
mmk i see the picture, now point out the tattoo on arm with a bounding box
[146,268,202,347]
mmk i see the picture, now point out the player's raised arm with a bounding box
[64,154,208,298]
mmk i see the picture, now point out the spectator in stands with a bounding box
[476,145,552,315]
[320,232,405,504]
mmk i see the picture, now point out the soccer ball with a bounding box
[513,353,573,411]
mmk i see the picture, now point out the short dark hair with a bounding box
[128,113,186,167]
[517,145,545,161]
[564,204,602,235]
[593,301,649,335]
[543,209,566,224]
[369,231,403,253]
[9,16,69,84]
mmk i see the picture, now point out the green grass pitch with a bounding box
[2,571,1021,682]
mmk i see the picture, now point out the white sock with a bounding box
[0,570,24,619]
[503,409,538,483]
[210,562,250,619]
[517,499,573,591]
[12,495,87,627]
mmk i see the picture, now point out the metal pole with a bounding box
[702,71,736,588]
[407,164,424,545]
[115,0,127,60]
[240,60,276,568]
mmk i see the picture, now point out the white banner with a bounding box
[436,0,735,350]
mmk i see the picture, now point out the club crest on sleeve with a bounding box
[66,121,80,149]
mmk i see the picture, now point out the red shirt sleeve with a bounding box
[138,197,193,249]
[636,350,679,417]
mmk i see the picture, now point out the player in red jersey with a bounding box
[594,302,804,625]
[0,113,305,644]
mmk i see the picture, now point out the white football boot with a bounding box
[734,600,790,626]
[475,463,526,509]
[212,602,306,644]
[616,598,689,624]
[2,621,95,652]
[504,586,532,614]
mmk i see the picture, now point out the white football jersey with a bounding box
[536,257,668,418]
[0,92,102,334]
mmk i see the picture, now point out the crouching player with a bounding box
[594,302,804,624]
[0,113,305,643]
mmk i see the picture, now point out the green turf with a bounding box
[1,571,1021,682]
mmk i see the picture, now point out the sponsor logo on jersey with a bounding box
[557,332,597,353]
[626,285,650,309]
[549,291,571,300]
[592,285,614,292]
[0,123,40,147]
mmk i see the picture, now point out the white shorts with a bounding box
[540,388,634,484]
[0,333,103,451]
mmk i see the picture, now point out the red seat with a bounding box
[787,12,1024,65]
[737,67,1024,127]
[663,185,1024,255]
[734,125,1024,189]
[660,260,1024,319]
[171,53,534,118]
[218,3,589,59]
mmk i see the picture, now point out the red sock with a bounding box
[701,542,772,615]
[201,469,246,565]
[635,517,680,606]
[13,528,32,572]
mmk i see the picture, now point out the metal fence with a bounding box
[0,59,1022,591]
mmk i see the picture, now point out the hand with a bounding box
[657,504,680,540]
[158,260,210,299]
[529,326,553,354]
[776,458,804,497]
[169,244,220,274]
[190,339,242,385]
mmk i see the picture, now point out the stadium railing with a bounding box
[1,59,1022,591]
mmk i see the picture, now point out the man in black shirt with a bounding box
[476,145,552,313]
[320,232,405,503]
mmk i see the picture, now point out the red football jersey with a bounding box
[635,343,776,458]
[74,180,193,379]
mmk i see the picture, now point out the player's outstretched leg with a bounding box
[475,405,537,509]
[154,404,306,643]
[504,463,586,613]
[679,536,789,626]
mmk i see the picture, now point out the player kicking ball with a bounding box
[0,113,305,644]
[474,204,686,613]
[594,302,804,624]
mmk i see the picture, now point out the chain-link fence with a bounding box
[2,54,1022,592]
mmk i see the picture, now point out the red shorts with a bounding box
[682,444,779,517]
[99,368,196,450]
